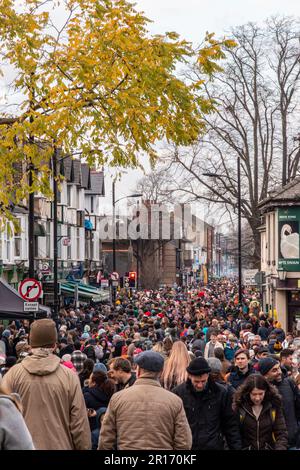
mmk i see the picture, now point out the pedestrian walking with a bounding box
[173,357,242,450]
[0,385,34,450]
[160,341,191,390]
[227,349,256,389]
[2,319,91,450]
[258,357,300,449]
[99,351,192,450]
[232,374,288,450]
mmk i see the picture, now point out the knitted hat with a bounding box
[258,357,279,376]
[186,357,211,376]
[2,329,11,338]
[93,362,108,373]
[29,319,58,348]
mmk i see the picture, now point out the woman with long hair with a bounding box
[83,371,115,450]
[79,358,95,388]
[232,374,288,450]
[160,341,191,391]
[0,385,34,449]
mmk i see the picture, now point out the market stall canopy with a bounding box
[0,278,51,320]
[59,280,110,303]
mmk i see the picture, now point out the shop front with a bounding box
[287,290,300,335]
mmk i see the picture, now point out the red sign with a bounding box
[19,278,42,301]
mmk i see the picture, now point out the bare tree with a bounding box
[134,169,175,205]
[164,17,300,267]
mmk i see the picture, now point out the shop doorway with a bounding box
[287,291,300,336]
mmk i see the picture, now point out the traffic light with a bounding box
[129,271,137,288]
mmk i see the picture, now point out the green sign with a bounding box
[278,208,300,271]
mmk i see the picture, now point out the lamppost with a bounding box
[112,180,142,292]
[203,156,242,305]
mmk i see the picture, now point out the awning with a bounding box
[59,281,110,302]
[0,278,51,320]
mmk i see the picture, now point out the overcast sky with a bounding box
[104,0,300,219]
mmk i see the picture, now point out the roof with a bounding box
[60,156,73,182]
[258,177,300,211]
[85,171,105,196]
[73,160,82,186]
[81,163,91,190]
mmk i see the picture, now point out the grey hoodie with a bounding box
[0,395,34,450]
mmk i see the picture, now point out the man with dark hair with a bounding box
[108,357,136,391]
[280,349,294,377]
[228,349,256,389]
[259,357,300,449]
[99,351,192,450]
[173,357,241,450]
[251,346,269,369]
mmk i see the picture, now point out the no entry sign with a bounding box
[19,278,42,301]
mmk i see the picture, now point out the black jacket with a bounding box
[228,366,256,390]
[83,386,111,411]
[173,378,242,450]
[237,402,288,450]
[116,372,136,392]
[273,377,300,447]
[59,344,75,358]
[257,326,269,341]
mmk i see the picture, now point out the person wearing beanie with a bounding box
[99,351,192,450]
[259,356,300,449]
[173,357,242,450]
[2,319,91,450]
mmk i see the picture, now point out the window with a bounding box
[57,189,61,204]
[85,231,91,260]
[5,224,11,261]
[67,226,71,259]
[76,228,81,260]
[67,185,71,206]
[91,196,94,214]
[14,219,22,258]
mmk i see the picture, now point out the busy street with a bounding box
[1,279,300,453]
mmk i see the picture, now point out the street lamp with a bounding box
[277,267,287,281]
[202,156,242,305]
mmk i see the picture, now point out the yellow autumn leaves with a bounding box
[0,0,235,222]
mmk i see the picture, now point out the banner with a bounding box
[278,208,300,271]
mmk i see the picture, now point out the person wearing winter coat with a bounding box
[0,386,34,450]
[232,374,288,450]
[2,319,91,450]
[258,357,300,449]
[99,351,192,450]
[173,357,242,450]
[204,332,224,359]
[228,349,256,389]
[83,369,115,412]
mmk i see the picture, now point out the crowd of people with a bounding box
[0,279,300,451]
